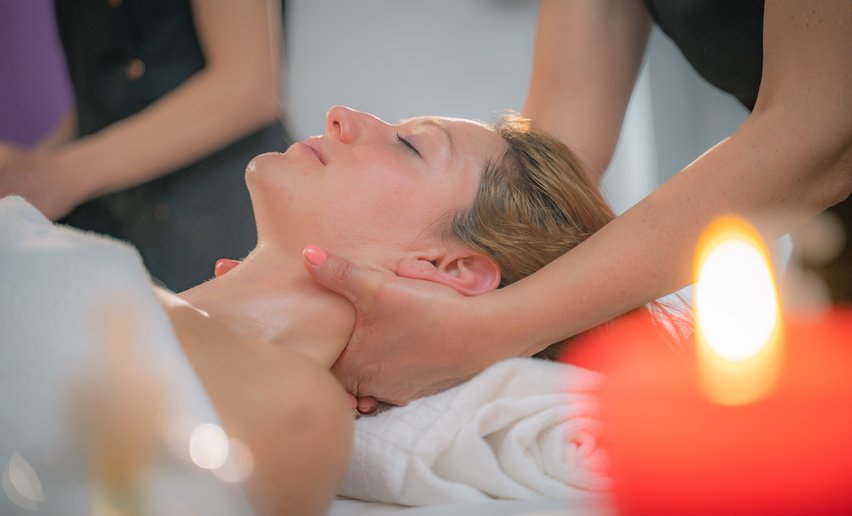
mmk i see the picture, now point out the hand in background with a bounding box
[0,143,78,219]
[302,246,502,407]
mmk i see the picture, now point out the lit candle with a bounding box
[563,215,852,515]
[693,215,784,405]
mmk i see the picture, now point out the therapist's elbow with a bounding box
[820,130,852,208]
[755,100,852,209]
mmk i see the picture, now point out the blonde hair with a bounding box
[447,114,683,360]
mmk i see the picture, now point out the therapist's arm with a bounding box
[0,0,282,219]
[524,0,651,183]
[306,0,852,406]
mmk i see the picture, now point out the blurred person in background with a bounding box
[0,0,290,291]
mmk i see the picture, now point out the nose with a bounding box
[325,105,385,144]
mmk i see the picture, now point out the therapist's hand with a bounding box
[214,258,241,277]
[303,245,509,406]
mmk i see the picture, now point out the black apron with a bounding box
[54,0,290,291]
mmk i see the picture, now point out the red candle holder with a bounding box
[564,309,852,515]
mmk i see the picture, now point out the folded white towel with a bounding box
[339,357,609,506]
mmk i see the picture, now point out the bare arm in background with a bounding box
[0,0,283,219]
[524,0,651,182]
[309,0,851,406]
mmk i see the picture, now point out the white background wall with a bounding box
[285,0,749,215]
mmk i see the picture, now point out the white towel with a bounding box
[339,358,609,506]
[0,196,252,515]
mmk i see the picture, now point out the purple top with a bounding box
[0,0,72,145]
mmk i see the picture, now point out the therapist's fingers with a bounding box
[302,245,383,306]
[344,392,378,415]
[356,396,378,415]
[214,258,241,277]
[345,392,377,415]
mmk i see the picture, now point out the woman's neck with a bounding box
[176,245,356,367]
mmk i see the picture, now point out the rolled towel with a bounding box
[339,357,609,506]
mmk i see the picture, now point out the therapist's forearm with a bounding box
[491,0,852,356]
[49,68,280,205]
[524,0,651,183]
[484,106,852,357]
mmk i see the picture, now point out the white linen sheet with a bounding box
[329,496,610,516]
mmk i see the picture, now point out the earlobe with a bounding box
[397,251,500,296]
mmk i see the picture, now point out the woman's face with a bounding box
[246,106,505,268]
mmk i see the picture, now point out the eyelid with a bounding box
[396,132,421,157]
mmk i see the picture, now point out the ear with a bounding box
[397,248,501,296]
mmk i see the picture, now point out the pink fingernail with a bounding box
[303,245,327,265]
[358,404,377,415]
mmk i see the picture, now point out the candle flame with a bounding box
[694,216,784,405]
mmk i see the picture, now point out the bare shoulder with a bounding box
[150,290,350,514]
[151,286,213,349]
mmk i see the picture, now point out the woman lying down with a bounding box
[2,106,638,514]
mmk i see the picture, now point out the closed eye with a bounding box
[397,133,421,157]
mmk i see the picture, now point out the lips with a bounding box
[302,137,327,165]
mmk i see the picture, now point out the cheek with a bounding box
[328,155,420,216]
[317,184,427,246]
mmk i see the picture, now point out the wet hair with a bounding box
[446,114,685,360]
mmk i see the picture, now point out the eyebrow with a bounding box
[416,119,455,158]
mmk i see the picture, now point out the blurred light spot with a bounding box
[189,424,229,470]
[3,453,44,511]
[213,438,254,483]
[696,239,779,362]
